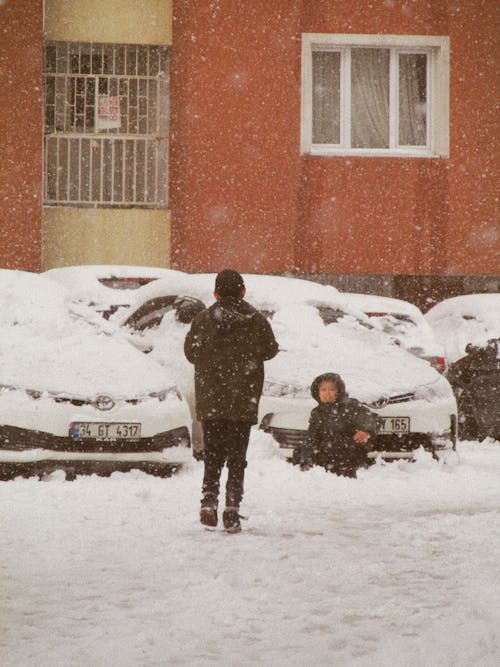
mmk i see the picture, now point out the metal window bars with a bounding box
[43,42,169,208]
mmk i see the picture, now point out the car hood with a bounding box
[264,304,451,403]
[0,333,176,398]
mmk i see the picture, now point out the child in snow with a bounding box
[300,372,378,478]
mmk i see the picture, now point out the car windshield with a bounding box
[365,312,417,336]
[316,304,374,329]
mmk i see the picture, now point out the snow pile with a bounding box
[1,435,499,666]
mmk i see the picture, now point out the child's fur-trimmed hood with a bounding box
[310,372,347,403]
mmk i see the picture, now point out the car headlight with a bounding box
[149,387,182,402]
[263,380,310,400]
[414,376,454,402]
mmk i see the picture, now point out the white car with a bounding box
[341,292,446,373]
[0,270,192,480]
[115,272,458,463]
[44,264,180,319]
[425,293,500,364]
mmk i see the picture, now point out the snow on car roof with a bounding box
[425,293,500,323]
[44,265,185,309]
[425,293,500,363]
[340,292,423,318]
[123,271,345,316]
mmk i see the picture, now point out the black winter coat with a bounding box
[301,372,378,466]
[184,296,279,424]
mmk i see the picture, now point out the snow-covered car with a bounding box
[341,293,446,373]
[0,270,192,480]
[114,272,458,463]
[44,265,181,319]
[445,338,500,441]
[425,293,500,365]
[425,294,500,441]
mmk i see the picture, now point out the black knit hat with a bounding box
[214,269,245,297]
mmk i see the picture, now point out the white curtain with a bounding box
[312,51,340,144]
[351,48,390,149]
[399,53,427,146]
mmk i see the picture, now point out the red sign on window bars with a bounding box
[97,95,120,130]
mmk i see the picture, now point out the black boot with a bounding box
[200,495,218,528]
[223,508,242,533]
[200,507,218,528]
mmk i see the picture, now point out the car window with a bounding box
[124,296,179,330]
[174,296,206,324]
[365,312,417,336]
[98,277,158,290]
[316,305,347,325]
[124,295,205,330]
[316,304,374,329]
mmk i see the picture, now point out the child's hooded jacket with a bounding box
[301,372,378,465]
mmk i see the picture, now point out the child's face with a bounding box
[318,380,338,403]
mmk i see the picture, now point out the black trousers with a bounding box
[315,444,368,478]
[201,420,251,510]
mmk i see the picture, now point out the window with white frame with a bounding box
[301,34,449,157]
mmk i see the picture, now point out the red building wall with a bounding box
[0,0,43,271]
[170,0,499,276]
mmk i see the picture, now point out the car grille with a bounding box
[265,427,306,449]
[0,425,191,453]
[386,392,415,404]
[25,391,149,407]
[265,427,433,455]
[52,396,140,406]
[372,433,432,452]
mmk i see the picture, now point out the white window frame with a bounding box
[301,33,449,158]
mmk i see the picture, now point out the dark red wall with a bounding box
[170,0,499,276]
[170,1,301,273]
[0,0,43,271]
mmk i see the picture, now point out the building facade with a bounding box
[0,1,498,306]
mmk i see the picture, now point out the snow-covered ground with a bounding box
[1,434,499,667]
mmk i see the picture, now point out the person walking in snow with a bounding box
[300,372,378,478]
[184,269,279,532]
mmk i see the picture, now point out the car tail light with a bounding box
[430,356,447,374]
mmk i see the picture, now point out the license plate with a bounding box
[70,422,141,440]
[379,417,410,434]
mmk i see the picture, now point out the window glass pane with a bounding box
[351,48,389,148]
[399,53,427,146]
[45,45,56,73]
[312,51,340,144]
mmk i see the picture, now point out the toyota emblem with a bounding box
[93,395,115,411]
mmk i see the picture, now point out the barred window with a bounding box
[43,42,169,208]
